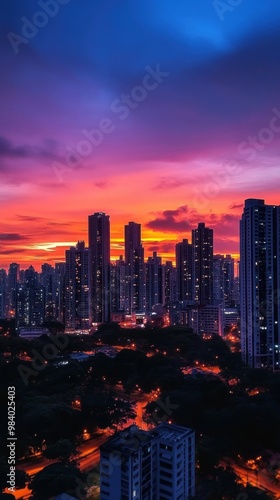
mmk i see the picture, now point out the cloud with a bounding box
[0,248,27,255]
[0,233,29,241]
[229,202,243,210]
[146,206,192,232]
[94,181,109,189]
[146,241,177,254]
[152,177,188,190]
[16,215,47,222]
[0,136,62,162]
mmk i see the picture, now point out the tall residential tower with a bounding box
[240,199,280,369]
[88,212,111,323]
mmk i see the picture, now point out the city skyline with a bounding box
[2,1,280,269]
[0,211,238,272]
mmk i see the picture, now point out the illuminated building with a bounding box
[240,198,280,369]
[100,423,195,500]
[164,261,177,304]
[145,251,164,313]
[213,254,235,307]
[124,222,145,314]
[88,212,111,323]
[65,241,91,330]
[176,239,192,301]
[7,263,20,318]
[192,223,213,306]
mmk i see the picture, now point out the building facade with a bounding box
[88,212,111,323]
[192,223,213,306]
[65,241,91,330]
[100,423,195,500]
[240,199,280,369]
[125,222,145,314]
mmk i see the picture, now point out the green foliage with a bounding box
[29,462,86,500]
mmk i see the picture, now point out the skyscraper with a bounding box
[88,212,110,323]
[0,269,7,319]
[124,222,145,313]
[213,254,234,306]
[146,251,164,312]
[164,261,177,304]
[7,263,20,317]
[176,238,192,302]
[240,199,280,370]
[111,256,128,314]
[192,223,213,306]
[65,241,91,330]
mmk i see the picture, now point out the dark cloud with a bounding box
[152,177,188,190]
[16,215,47,222]
[0,136,61,161]
[94,181,109,189]
[0,248,26,255]
[0,233,28,241]
[229,202,243,210]
[147,241,177,254]
[146,206,192,232]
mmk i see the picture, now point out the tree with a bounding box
[43,439,78,462]
[29,462,86,500]
[0,462,29,492]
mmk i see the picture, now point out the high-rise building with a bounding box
[55,262,66,323]
[164,261,177,304]
[65,241,91,330]
[240,199,280,370]
[40,264,56,320]
[192,223,213,306]
[124,222,145,313]
[176,239,192,302]
[16,283,45,327]
[146,252,164,313]
[100,423,195,500]
[111,256,128,313]
[7,263,20,318]
[88,212,111,323]
[213,254,234,306]
[224,254,235,306]
[0,269,7,318]
[213,254,225,305]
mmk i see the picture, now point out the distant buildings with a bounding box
[0,211,240,343]
[100,423,195,500]
[240,198,280,370]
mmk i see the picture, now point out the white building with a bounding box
[240,199,280,369]
[100,423,195,500]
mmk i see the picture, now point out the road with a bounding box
[7,434,108,500]
[7,388,153,500]
[221,459,280,498]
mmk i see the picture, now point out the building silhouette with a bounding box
[88,212,111,323]
[124,222,145,314]
[240,199,280,370]
[192,223,213,306]
[65,241,91,330]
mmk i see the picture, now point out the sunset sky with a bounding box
[1,0,280,270]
